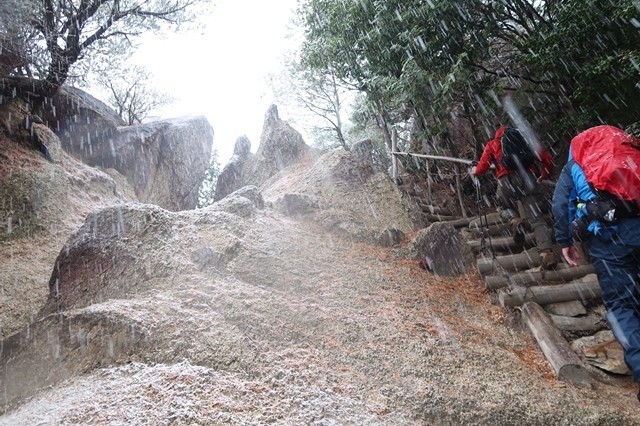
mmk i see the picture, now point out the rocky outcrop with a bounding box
[245,104,310,187]
[261,138,423,245]
[5,102,640,424]
[47,85,126,157]
[46,86,213,211]
[0,102,135,339]
[214,105,314,199]
[111,116,213,211]
[214,135,253,202]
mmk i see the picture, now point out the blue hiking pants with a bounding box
[588,217,640,381]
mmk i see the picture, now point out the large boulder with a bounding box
[398,222,475,275]
[261,137,423,245]
[110,116,213,211]
[0,102,135,338]
[46,86,213,211]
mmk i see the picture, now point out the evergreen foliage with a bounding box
[297,0,640,156]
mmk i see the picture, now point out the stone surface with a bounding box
[571,330,631,375]
[47,85,126,157]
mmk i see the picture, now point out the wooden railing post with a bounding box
[391,129,398,182]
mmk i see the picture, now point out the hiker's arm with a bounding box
[538,149,554,180]
[473,140,496,176]
[553,164,582,266]
[551,162,575,250]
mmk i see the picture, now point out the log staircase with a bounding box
[398,173,632,388]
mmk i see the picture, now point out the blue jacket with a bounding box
[552,152,614,247]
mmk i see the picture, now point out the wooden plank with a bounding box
[498,280,601,307]
[522,302,593,384]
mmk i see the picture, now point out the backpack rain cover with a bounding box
[571,125,640,205]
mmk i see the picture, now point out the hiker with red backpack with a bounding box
[471,125,558,269]
[552,125,640,399]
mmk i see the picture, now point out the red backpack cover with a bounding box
[571,125,640,206]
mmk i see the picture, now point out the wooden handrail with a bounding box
[390,151,475,166]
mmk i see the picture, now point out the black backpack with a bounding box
[500,127,536,171]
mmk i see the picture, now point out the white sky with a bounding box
[134,0,300,165]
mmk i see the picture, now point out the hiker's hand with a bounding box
[561,246,581,266]
[470,166,477,176]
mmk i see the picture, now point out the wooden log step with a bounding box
[467,233,535,252]
[425,213,460,222]
[485,264,596,290]
[469,222,511,239]
[468,212,505,228]
[549,313,605,332]
[498,279,601,307]
[521,302,593,385]
[476,248,539,276]
[441,217,472,228]
[417,203,452,216]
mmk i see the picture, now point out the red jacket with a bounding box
[474,126,554,179]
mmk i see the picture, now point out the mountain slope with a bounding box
[2,153,640,425]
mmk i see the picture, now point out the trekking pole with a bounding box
[469,164,495,258]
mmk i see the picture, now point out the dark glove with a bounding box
[586,199,616,222]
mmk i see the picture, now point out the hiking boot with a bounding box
[510,217,528,245]
[540,249,558,270]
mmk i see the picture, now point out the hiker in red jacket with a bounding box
[471,126,557,269]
